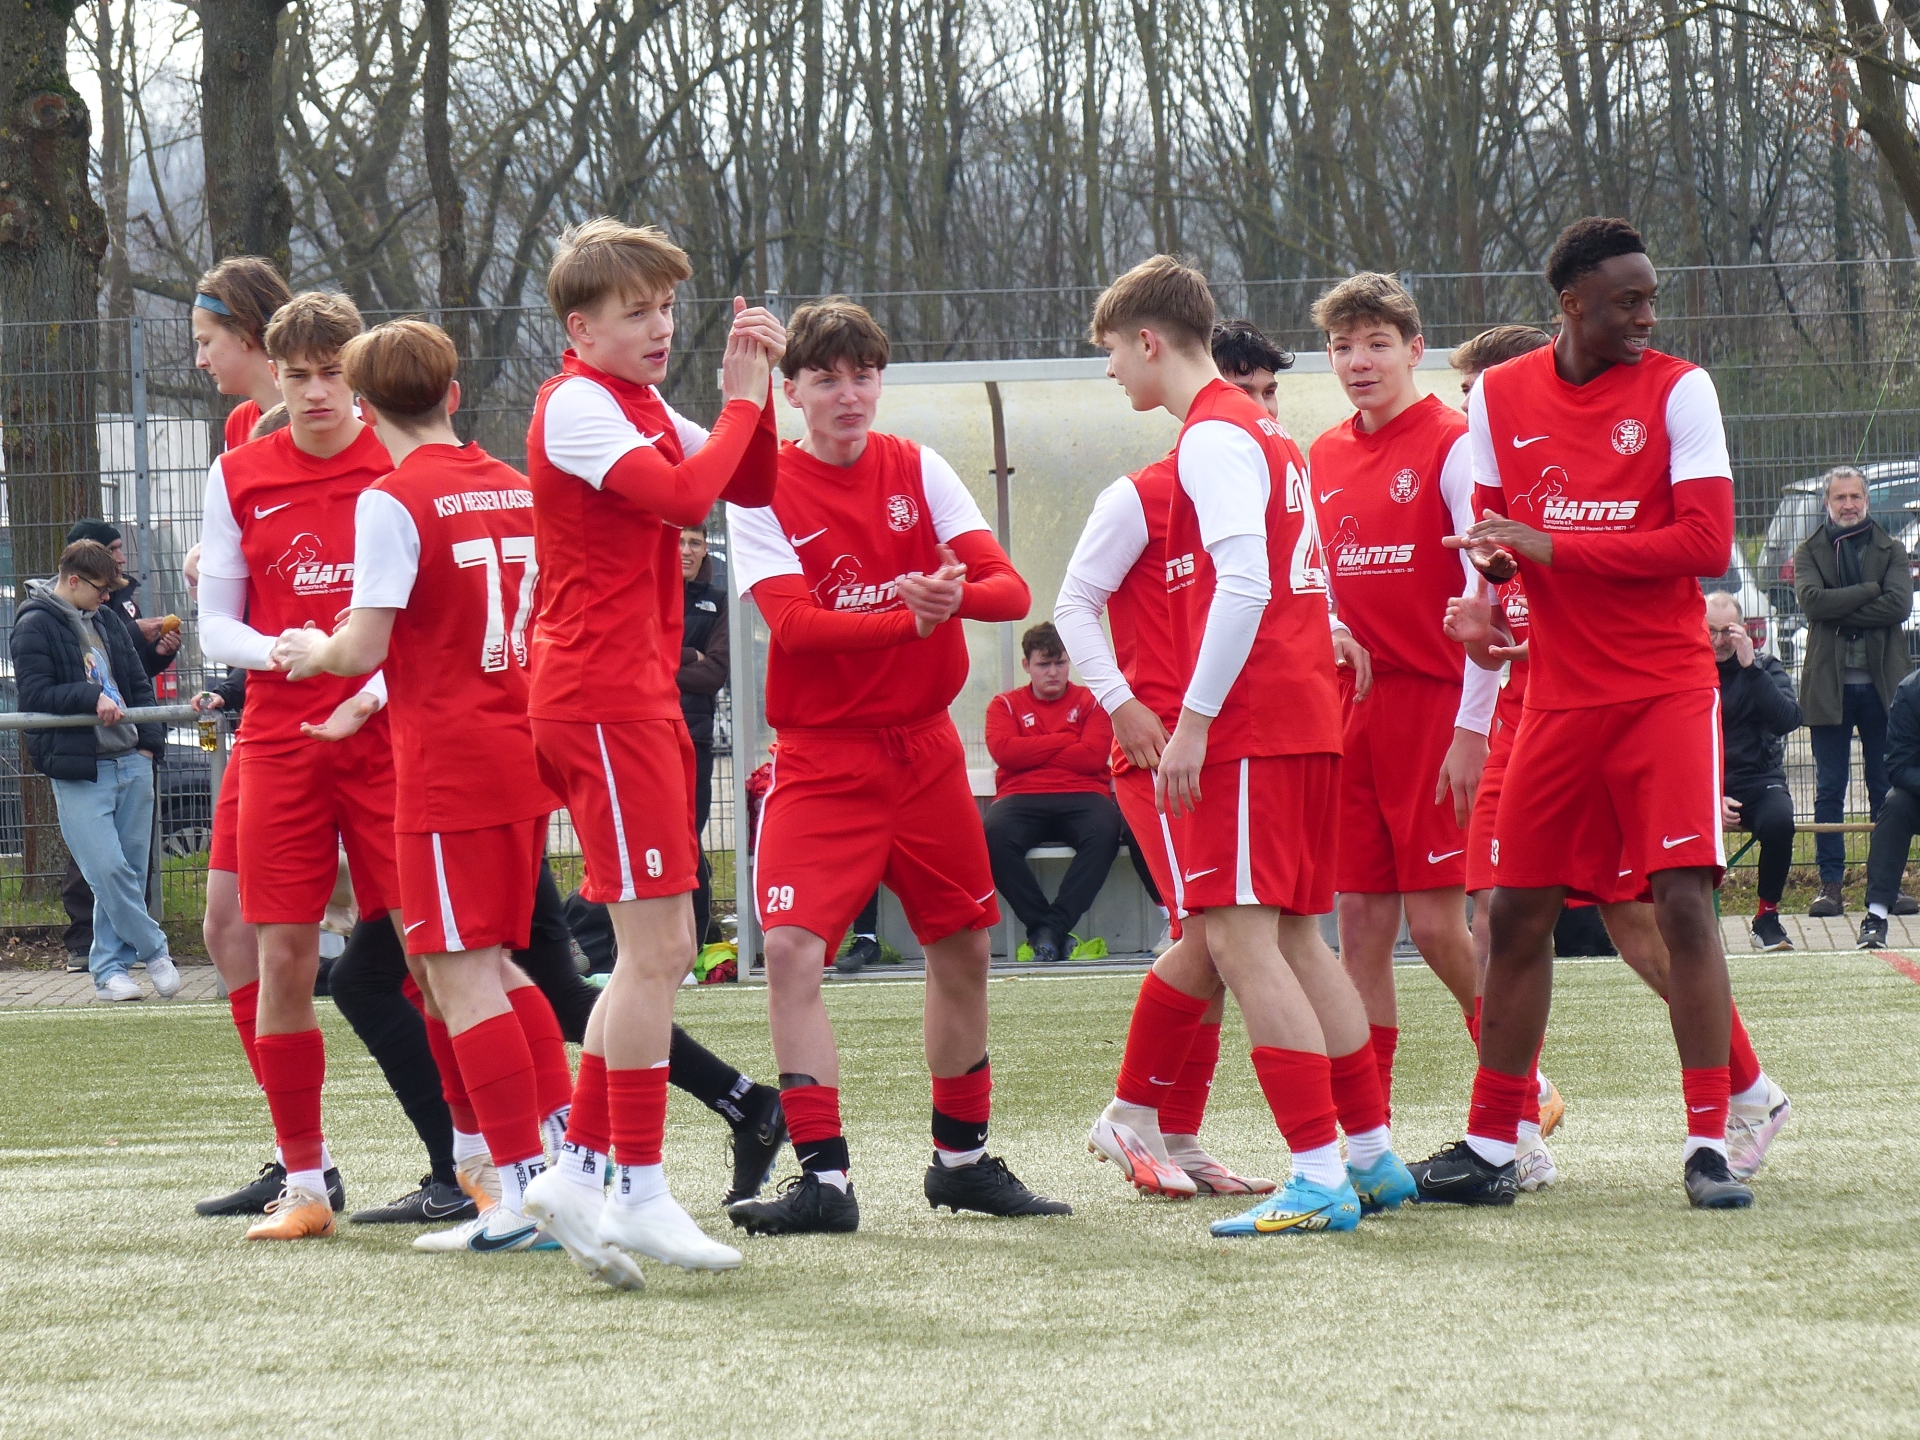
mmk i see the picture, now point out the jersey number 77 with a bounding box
[451,535,538,672]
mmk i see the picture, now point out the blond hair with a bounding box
[546,218,693,322]
[1088,255,1215,353]
[1310,272,1422,341]
[263,291,364,363]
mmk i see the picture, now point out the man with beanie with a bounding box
[11,540,179,1001]
[1794,467,1913,917]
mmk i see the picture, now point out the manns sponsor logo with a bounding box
[266,532,354,594]
[811,552,905,612]
[1323,515,1414,572]
[1165,551,1197,589]
[1541,497,1640,525]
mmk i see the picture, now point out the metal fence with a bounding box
[5,259,1920,929]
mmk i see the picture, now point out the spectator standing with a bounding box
[1794,466,1913,916]
[982,623,1122,964]
[1707,592,1801,952]
[11,541,179,1002]
[678,523,729,947]
[1860,667,1920,949]
[58,519,182,970]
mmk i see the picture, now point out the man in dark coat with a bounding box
[11,540,177,1000]
[1708,592,1801,952]
[1793,466,1913,916]
[1859,666,1920,949]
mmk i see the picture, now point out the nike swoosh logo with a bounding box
[1147,1077,1176,1086]
[1317,488,1343,503]
[421,1196,468,1219]
[468,1221,539,1252]
[789,527,828,546]
[404,920,427,933]
[1511,435,1550,449]
[1184,867,1218,881]
[1428,849,1464,863]
[639,430,665,448]
[1662,834,1701,849]
[1689,1105,1718,1114]
[1619,869,1634,877]
[254,503,292,518]
[1254,1203,1330,1232]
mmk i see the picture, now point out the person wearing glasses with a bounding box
[1707,592,1802,952]
[10,540,178,1001]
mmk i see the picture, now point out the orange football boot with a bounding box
[245,1184,335,1240]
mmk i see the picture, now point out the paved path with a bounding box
[3,914,1909,1010]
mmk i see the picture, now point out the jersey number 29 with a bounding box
[451,536,538,671]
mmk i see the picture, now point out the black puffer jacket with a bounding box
[1717,651,1801,791]
[678,556,728,748]
[1884,668,1920,798]
[11,586,163,781]
[105,576,177,679]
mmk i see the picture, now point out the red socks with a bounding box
[1682,1066,1731,1143]
[255,1028,327,1173]
[607,1064,671,1168]
[1115,972,1210,1109]
[423,1014,478,1133]
[1160,1022,1220,1135]
[1466,1065,1533,1149]
[507,985,574,1119]
[781,1084,843,1145]
[1327,1043,1388,1136]
[931,1061,992,1154]
[564,1051,613,1156]
[1369,1024,1399,1119]
[1728,1004,1761,1095]
[226,980,263,1088]
[1248,1047,1339,1153]
[450,1012,543,1167]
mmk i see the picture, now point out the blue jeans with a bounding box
[50,753,167,982]
[1811,682,1890,882]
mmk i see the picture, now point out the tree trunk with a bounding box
[0,0,107,902]
[421,0,473,424]
[1657,0,1708,316]
[200,0,292,267]
[1840,0,1920,246]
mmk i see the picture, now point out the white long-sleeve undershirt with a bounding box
[1183,533,1270,718]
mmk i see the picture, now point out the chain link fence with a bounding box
[5,260,1920,930]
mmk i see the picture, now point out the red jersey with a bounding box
[207,424,393,746]
[1492,574,1531,731]
[351,443,560,832]
[1108,460,1183,727]
[1166,380,1342,760]
[986,681,1113,797]
[224,400,263,451]
[1310,393,1474,683]
[526,351,770,725]
[1473,345,1733,710]
[730,433,993,730]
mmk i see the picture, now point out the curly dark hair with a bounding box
[1210,318,1293,376]
[1545,217,1647,295]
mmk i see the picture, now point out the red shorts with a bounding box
[755,715,997,945]
[1338,672,1470,893]
[1494,688,1725,903]
[396,818,543,956]
[1169,753,1339,915]
[236,723,402,925]
[1113,765,1185,935]
[532,718,697,904]
[1465,708,1519,894]
[210,742,243,875]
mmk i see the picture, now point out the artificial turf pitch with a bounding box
[3,952,1918,1438]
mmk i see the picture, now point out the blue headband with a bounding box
[193,292,234,317]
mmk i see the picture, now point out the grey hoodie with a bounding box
[25,578,137,756]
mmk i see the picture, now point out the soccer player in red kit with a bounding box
[1418,217,1755,1210]
[512,219,783,1286]
[724,298,1070,1235]
[275,319,576,1258]
[197,291,403,1240]
[1093,257,1413,1236]
[1306,275,1499,1118]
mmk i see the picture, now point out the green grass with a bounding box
[2,955,1918,1436]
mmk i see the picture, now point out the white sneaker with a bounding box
[1087,1101,1197,1197]
[146,953,182,999]
[414,1205,544,1253]
[1516,1130,1559,1192]
[1727,1079,1792,1180]
[521,1170,645,1290]
[93,972,142,1002]
[598,1189,742,1272]
[455,1152,500,1214]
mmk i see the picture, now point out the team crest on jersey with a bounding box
[1324,516,1414,573]
[812,553,901,611]
[1389,468,1420,503]
[1611,418,1648,455]
[265,532,354,594]
[885,493,920,533]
